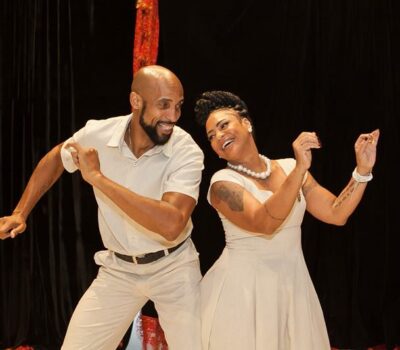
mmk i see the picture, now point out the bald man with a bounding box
[0,65,204,349]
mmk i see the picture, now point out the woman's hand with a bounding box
[354,129,380,175]
[292,131,321,173]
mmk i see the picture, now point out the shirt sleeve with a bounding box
[60,125,87,173]
[162,141,204,202]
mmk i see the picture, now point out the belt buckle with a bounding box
[133,253,146,264]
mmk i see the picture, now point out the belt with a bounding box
[114,238,188,264]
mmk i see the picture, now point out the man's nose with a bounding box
[167,108,181,123]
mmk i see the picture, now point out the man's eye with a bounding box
[221,122,228,129]
[159,102,170,109]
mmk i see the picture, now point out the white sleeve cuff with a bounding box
[60,139,78,173]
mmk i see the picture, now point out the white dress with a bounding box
[201,158,330,350]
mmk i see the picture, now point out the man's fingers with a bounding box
[10,223,26,238]
[70,151,80,167]
[0,215,26,239]
[65,142,98,156]
[0,219,13,234]
[65,142,83,153]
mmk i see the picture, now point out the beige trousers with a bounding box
[62,239,201,350]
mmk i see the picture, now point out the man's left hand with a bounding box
[65,142,102,185]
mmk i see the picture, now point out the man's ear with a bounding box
[129,92,141,110]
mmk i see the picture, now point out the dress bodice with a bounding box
[208,158,306,254]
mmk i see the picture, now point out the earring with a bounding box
[248,126,253,133]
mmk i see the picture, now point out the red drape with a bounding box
[133,0,159,74]
[141,315,168,349]
[132,1,167,348]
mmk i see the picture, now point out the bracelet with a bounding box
[264,205,286,221]
[352,167,373,183]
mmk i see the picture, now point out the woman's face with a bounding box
[205,109,252,161]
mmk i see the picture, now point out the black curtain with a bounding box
[1,0,399,349]
[159,0,400,348]
[0,0,134,348]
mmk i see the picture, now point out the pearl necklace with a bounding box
[227,154,271,179]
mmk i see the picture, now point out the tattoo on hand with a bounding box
[333,180,359,208]
[214,184,244,211]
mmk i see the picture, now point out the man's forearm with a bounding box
[14,143,65,219]
[91,173,193,241]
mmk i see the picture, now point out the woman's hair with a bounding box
[194,90,251,126]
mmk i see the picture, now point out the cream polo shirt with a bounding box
[60,114,204,256]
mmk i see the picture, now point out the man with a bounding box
[0,65,204,349]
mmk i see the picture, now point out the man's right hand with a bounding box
[0,212,27,239]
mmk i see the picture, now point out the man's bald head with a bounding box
[128,65,185,146]
[131,65,182,95]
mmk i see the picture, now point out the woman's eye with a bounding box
[208,135,215,142]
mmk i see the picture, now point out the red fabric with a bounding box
[141,315,168,349]
[9,343,399,349]
[331,347,399,350]
[128,2,162,347]
[133,0,159,74]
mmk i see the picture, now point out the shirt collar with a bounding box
[106,114,173,158]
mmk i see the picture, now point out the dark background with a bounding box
[1,0,399,348]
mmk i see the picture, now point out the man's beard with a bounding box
[139,102,173,145]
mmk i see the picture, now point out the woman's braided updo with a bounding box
[194,91,251,126]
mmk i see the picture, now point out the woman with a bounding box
[194,91,379,350]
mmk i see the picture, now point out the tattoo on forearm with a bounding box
[214,184,244,211]
[333,179,360,208]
